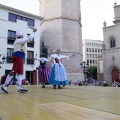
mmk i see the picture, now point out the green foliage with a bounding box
[87,66,97,79]
[102,83,111,87]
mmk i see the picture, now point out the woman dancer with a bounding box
[35,54,50,88]
[49,49,75,89]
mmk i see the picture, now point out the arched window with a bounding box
[110,37,116,48]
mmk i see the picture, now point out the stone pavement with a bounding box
[0,85,120,120]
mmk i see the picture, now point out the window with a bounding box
[87,59,89,64]
[9,13,16,22]
[22,17,27,21]
[27,51,34,64]
[8,13,34,27]
[17,15,22,20]
[7,30,16,44]
[86,48,88,52]
[27,18,34,27]
[27,34,34,48]
[110,37,116,48]
[89,48,91,52]
[90,60,92,64]
[7,48,14,63]
[95,48,97,52]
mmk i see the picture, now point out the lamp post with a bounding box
[0,55,5,69]
[80,61,89,82]
[0,55,6,64]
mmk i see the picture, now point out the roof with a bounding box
[0,4,44,21]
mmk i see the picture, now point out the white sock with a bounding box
[17,74,23,89]
[2,74,13,91]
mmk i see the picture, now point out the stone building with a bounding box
[103,2,120,83]
[39,0,84,81]
[97,56,103,81]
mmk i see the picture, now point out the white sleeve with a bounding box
[61,55,69,60]
[48,54,56,61]
[16,32,35,44]
[36,58,42,61]
[45,58,49,62]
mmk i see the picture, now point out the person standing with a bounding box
[49,49,75,89]
[1,28,37,93]
[35,54,50,88]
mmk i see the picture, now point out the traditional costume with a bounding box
[36,56,50,88]
[49,53,69,89]
[1,30,36,93]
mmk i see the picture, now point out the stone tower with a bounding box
[39,0,84,81]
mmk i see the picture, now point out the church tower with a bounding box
[39,0,84,81]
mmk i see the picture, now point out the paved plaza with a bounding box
[0,85,120,120]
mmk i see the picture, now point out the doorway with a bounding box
[26,71,33,85]
[111,68,119,82]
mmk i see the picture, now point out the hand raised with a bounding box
[33,28,37,32]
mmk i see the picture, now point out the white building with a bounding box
[0,4,43,84]
[82,39,103,66]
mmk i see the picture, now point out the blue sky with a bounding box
[0,0,120,40]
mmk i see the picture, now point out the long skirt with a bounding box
[49,63,68,85]
[38,65,50,84]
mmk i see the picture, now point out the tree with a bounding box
[87,66,97,80]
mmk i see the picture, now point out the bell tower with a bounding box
[39,0,84,81]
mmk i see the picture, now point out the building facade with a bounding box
[39,0,84,81]
[97,56,103,81]
[0,4,43,84]
[103,2,120,83]
[83,39,103,66]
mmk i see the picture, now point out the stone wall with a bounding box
[40,0,84,81]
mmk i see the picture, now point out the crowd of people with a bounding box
[68,79,120,87]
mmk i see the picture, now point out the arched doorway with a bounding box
[111,68,119,82]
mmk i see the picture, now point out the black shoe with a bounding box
[42,85,45,88]
[63,85,65,87]
[58,85,63,89]
[1,86,8,94]
[17,88,28,93]
[53,85,56,89]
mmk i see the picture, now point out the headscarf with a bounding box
[15,31,23,38]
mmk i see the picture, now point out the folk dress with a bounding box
[36,57,50,84]
[49,54,69,85]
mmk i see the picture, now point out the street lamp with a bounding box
[0,55,6,64]
[80,61,89,82]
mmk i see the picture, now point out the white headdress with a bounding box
[16,31,23,37]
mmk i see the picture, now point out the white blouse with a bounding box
[36,57,49,63]
[50,54,69,64]
[14,32,35,54]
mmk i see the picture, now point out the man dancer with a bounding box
[1,27,37,93]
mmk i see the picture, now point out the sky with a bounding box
[0,0,120,40]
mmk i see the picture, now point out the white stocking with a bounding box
[16,74,23,89]
[2,74,13,91]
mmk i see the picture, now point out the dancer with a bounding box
[49,49,75,89]
[1,27,37,93]
[35,54,50,88]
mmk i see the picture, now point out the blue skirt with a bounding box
[49,63,68,85]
